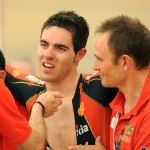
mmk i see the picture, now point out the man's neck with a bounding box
[120,69,149,114]
[45,72,80,96]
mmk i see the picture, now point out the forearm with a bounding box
[17,103,46,150]
[16,91,63,150]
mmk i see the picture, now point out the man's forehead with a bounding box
[41,27,73,42]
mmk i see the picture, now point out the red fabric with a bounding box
[5,65,118,149]
[0,79,32,150]
[110,72,150,150]
[81,93,111,149]
[15,99,30,121]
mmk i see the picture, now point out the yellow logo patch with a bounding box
[13,69,21,77]
[78,101,85,116]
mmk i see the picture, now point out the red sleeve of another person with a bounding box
[0,79,31,149]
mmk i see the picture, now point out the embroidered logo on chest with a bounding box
[124,125,134,136]
[78,101,85,116]
[121,125,134,143]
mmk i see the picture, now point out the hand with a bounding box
[68,136,106,150]
[36,91,63,118]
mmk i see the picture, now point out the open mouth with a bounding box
[43,63,54,68]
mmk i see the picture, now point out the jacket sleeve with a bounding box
[5,65,46,111]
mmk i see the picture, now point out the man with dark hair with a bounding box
[5,11,118,150]
[69,15,150,150]
[0,49,62,150]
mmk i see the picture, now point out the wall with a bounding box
[1,0,150,75]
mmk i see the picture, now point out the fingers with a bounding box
[36,91,64,117]
[37,91,64,105]
[68,145,86,150]
[68,145,106,150]
[68,137,106,150]
[68,145,101,150]
[95,136,101,145]
[44,111,54,118]
[51,91,64,99]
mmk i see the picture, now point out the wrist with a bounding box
[30,101,45,116]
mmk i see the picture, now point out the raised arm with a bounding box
[17,91,63,150]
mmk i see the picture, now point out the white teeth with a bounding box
[44,63,54,68]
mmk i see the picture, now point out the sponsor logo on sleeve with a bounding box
[25,75,45,85]
[13,69,21,77]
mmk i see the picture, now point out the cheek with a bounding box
[60,53,75,64]
[37,49,43,59]
[101,64,112,75]
[37,51,39,59]
[37,51,43,67]
[37,53,41,63]
[62,57,73,65]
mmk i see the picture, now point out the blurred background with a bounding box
[0,0,150,75]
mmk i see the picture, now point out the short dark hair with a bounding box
[40,10,89,54]
[95,15,150,70]
[0,50,5,70]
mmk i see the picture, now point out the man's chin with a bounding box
[101,81,110,88]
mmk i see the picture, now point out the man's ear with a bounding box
[122,55,131,71]
[74,48,87,63]
[0,70,6,80]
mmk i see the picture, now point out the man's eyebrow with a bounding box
[55,44,69,49]
[39,40,69,49]
[40,39,49,45]
[94,54,101,60]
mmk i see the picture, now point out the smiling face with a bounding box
[37,26,79,83]
[93,32,125,88]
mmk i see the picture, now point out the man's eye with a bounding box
[40,43,45,46]
[58,47,65,51]
[97,57,102,61]
[40,43,47,48]
[41,43,46,46]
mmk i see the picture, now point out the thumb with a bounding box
[53,91,65,98]
[95,136,101,145]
